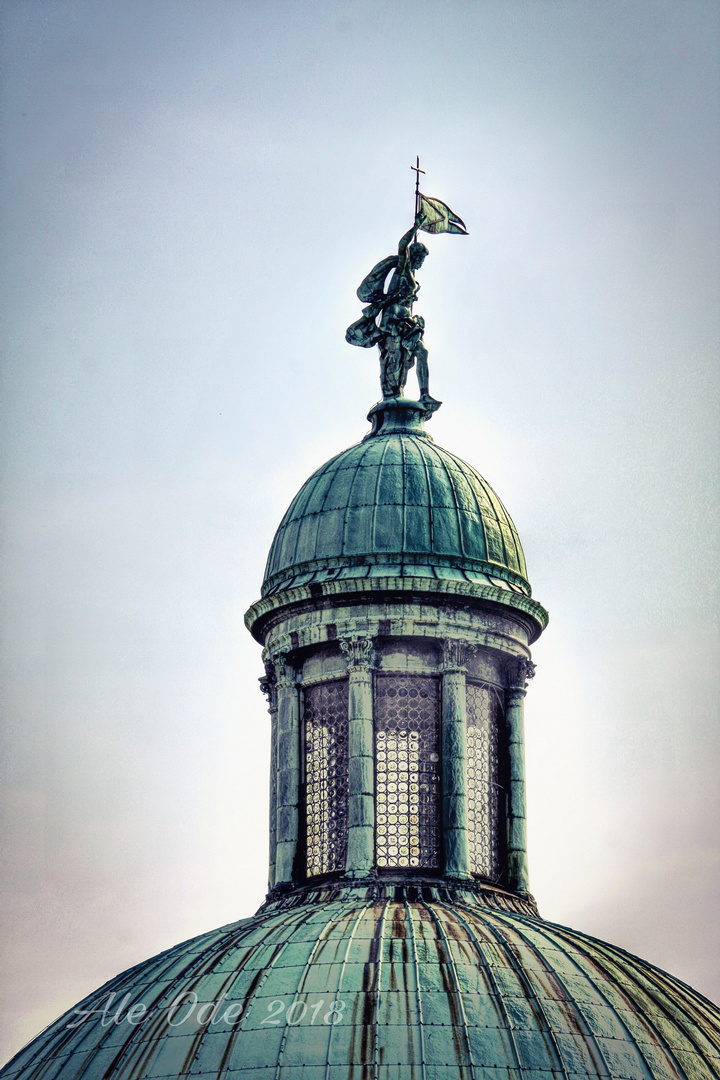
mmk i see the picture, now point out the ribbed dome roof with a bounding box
[6,886,719,1080]
[262,404,530,599]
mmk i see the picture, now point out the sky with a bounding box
[1,0,718,1064]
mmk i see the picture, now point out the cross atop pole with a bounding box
[411,155,425,219]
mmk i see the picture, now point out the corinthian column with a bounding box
[259,662,278,890]
[441,640,471,880]
[273,653,300,886]
[339,636,374,877]
[506,658,536,895]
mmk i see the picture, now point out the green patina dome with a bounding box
[262,402,530,600]
[5,885,719,1080]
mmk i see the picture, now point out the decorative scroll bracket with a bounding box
[259,659,277,705]
[509,658,537,692]
[339,636,375,671]
[442,639,476,673]
[271,651,297,690]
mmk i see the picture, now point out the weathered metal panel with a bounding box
[4,889,720,1080]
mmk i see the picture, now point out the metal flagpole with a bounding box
[411,155,425,233]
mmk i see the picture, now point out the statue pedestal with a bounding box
[365,396,438,439]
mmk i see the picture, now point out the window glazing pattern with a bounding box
[466,682,503,879]
[304,680,349,878]
[375,675,440,869]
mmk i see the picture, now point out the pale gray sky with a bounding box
[1,0,718,1063]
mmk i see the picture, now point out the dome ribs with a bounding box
[322,902,377,1080]
[494,914,632,1079]
[370,899,392,1078]
[269,909,339,1078]
[315,456,359,565]
[413,439,436,557]
[401,900,429,1080]
[422,442,465,559]
[440,900,563,1078]
[265,452,342,580]
[222,902,333,1076]
[551,927,720,1072]
[416,902,478,1079]
[400,435,437,564]
[369,437,403,556]
[341,440,389,557]
[288,455,346,570]
[496,914,684,1080]
[257,427,536,601]
[5,894,720,1079]
[480,478,525,578]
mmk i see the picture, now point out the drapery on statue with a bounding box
[346,161,467,415]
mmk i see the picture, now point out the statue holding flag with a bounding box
[346,164,467,415]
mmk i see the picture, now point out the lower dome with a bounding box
[4,884,719,1080]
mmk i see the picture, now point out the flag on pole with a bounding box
[417,194,468,235]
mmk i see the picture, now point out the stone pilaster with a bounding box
[506,658,536,895]
[339,636,375,877]
[259,662,278,889]
[441,640,472,880]
[273,653,300,886]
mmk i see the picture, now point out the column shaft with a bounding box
[267,705,279,887]
[274,658,300,886]
[442,662,471,879]
[340,637,374,877]
[506,686,529,894]
[346,667,374,875]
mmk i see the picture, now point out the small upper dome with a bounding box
[262,399,531,599]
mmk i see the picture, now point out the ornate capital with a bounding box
[509,658,536,690]
[272,652,296,690]
[442,639,474,672]
[339,636,374,671]
[258,660,277,706]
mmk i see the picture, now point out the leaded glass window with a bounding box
[375,675,441,869]
[466,681,503,879]
[304,680,349,878]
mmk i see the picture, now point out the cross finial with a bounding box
[411,155,425,217]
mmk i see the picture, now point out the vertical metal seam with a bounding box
[271,908,342,1080]
[280,453,339,574]
[535,920,716,1073]
[403,900,427,1080]
[425,442,465,559]
[340,440,372,557]
[218,903,331,1078]
[369,436,395,557]
[41,923,265,1080]
[447,900,569,1080]
[578,933,720,1049]
[475,468,513,569]
[372,898,391,1080]
[323,900,377,1080]
[486,910,653,1080]
[419,900,477,1080]
[417,439,435,553]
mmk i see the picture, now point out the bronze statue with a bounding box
[346,161,467,416]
